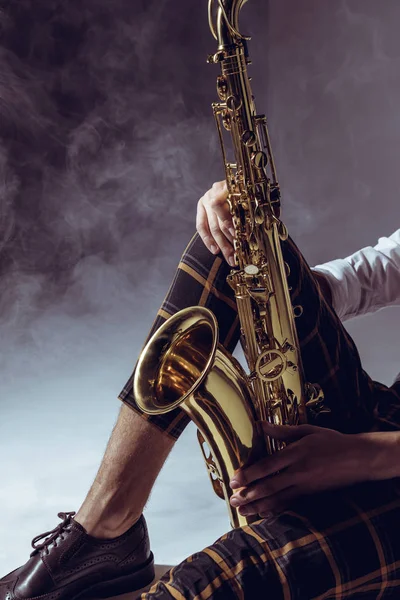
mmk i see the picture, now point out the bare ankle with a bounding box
[72,406,174,540]
[74,510,142,539]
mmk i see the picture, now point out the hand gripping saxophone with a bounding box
[134,0,325,529]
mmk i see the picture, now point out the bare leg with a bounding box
[75,403,175,538]
[75,237,235,540]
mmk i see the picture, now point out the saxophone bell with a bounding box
[134,306,265,528]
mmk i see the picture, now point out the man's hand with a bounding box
[196,181,235,266]
[196,183,335,306]
[229,422,382,518]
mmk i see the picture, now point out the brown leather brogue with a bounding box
[0,511,155,600]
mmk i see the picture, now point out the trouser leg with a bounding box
[123,232,400,598]
[120,232,400,437]
[142,478,400,599]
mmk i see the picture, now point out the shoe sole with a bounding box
[76,553,156,599]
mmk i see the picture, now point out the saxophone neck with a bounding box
[209,0,250,49]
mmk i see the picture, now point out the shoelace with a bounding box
[30,511,76,557]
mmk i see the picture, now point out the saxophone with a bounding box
[134,0,324,529]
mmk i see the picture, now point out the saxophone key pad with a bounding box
[244,264,259,276]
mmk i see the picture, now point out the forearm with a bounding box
[359,430,400,481]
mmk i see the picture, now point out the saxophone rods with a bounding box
[134,0,325,529]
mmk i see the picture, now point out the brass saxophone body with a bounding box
[134,0,323,529]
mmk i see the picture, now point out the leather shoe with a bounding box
[0,511,155,599]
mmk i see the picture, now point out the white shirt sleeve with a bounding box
[313,230,400,321]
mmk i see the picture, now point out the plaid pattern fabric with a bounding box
[119,233,241,439]
[119,232,400,436]
[118,231,400,599]
[143,479,400,599]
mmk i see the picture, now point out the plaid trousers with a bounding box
[119,233,400,599]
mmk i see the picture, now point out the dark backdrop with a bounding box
[1,1,399,387]
[0,0,399,571]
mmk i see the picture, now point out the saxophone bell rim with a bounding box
[134,306,220,415]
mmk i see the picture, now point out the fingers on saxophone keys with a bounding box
[197,199,219,254]
[219,217,235,244]
[197,207,234,265]
[208,183,234,261]
[197,181,235,264]
[209,181,233,231]
[209,213,233,264]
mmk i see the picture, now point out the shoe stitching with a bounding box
[6,515,148,598]
[53,555,119,581]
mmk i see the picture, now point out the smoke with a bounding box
[0,0,399,381]
[266,0,400,265]
[0,3,253,567]
[0,0,231,361]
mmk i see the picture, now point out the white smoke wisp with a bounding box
[0,0,224,364]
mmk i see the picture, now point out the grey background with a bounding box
[0,0,399,574]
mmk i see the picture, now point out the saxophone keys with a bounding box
[248,288,271,305]
[254,205,265,225]
[207,50,225,64]
[248,234,259,251]
[277,220,289,241]
[293,305,304,318]
[242,130,257,147]
[305,382,324,404]
[269,399,283,411]
[282,341,296,354]
[251,151,269,171]
[222,111,232,131]
[256,349,287,382]
[305,383,331,419]
[226,94,242,113]
[217,76,228,100]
